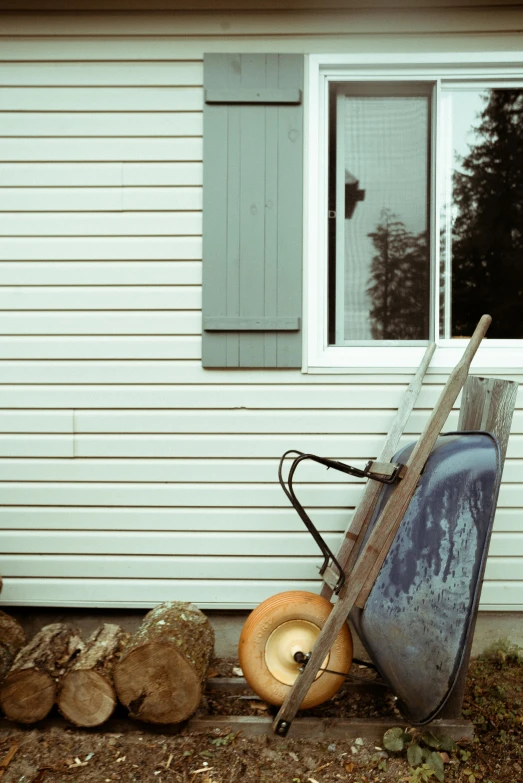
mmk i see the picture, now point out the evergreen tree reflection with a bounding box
[366,208,430,340]
[451,89,523,338]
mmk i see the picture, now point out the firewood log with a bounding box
[58,623,129,727]
[0,623,83,723]
[114,602,214,724]
[0,611,26,682]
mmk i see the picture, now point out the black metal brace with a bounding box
[278,450,405,594]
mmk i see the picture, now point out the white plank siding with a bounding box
[1,9,523,610]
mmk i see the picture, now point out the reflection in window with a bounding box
[330,85,431,344]
[441,88,523,339]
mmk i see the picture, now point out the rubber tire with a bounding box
[238,590,353,709]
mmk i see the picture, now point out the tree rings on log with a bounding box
[0,623,83,724]
[58,623,129,727]
[0,611,26,682]
[114,602,214,724]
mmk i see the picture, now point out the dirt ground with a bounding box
[0,645,521,783]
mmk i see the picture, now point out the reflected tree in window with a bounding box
[367,208,430,340]
[452,89,523,338]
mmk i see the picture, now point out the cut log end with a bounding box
[59,670,116,727]
[115,644,202,724]
[0,622,83,724]
[0,669,56,724]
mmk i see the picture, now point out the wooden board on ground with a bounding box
[187,715,474,742]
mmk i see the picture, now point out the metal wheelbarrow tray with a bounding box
[351,430,502,725]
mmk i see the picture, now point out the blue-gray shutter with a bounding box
[202,54,304,368]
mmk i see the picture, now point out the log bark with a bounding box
[0,623,83,724]
[114,602,214,724]
[58,623,129,727]
[0,611,26,682]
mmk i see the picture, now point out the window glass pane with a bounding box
[441,88,523,339]
[330,86,431,343]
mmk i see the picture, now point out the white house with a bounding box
[0,1,522,628]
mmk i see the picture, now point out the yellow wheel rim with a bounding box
[264,620,330,686]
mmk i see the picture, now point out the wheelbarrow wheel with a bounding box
[238,590,352,709]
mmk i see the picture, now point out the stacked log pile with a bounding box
[0,623,83,723]
[0,602,214,727]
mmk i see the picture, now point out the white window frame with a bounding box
[303,52,523,374]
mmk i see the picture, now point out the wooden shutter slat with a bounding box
[203,317,300,331]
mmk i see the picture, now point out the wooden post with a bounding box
[321,343,435,600]
[439,375,518,719]
[272,316,491,735]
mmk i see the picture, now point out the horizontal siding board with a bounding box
[74,408,444,433]
[0,457,367,483]
[486,558,523,579]
[0,312,202,335]
[0,578,517,609]
[0,188,203,212]
[0,456,521,488]
[0,529,342,555]
[4,553,515,580]
[1,554,323,580]
[0,506,518,534]
[0,62,203,86]
[0,365,521,389]
[0,378,451,400]
[0,113,202,137]
[0,554,517,581]
[0,213,201,236]
[0,481,363,507]
[0,261,201,286]
[0,481,518,508]
[72,434,415,458]
[0,528,517,556]
[0,87,203,111]
[0,578,323,608]
[0,506,349,532]
[0,435,73,457]
[0,237,202,260]
[0,336,201,359]
[0,382,508,408]
[71,409,523,434]
[0,163,202,186]
[0,286,201,309]
[71,434,523,459]
[0,412,73,433]
[0,139,202,163]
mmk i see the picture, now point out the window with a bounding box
[305,53,523,372]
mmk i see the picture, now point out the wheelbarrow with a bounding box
[238,316,517,734]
